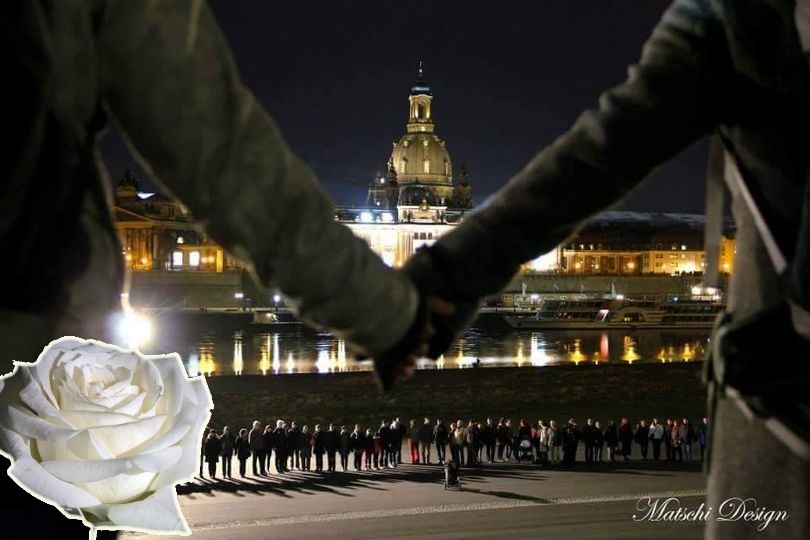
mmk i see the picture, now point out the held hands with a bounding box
[372,246,483,392]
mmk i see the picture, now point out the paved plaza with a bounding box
[130,458,708,539]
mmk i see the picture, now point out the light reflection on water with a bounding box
[173,325,710,377]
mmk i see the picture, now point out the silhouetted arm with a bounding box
[416,0,730,300]
[96,0,417,355]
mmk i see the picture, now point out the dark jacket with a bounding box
[434,423,449,444]
[325,429,340,452]
[635,425,650,445]
[271,427,287,453]
[619,424,633,445]
[339,432,351,454]
[604,425,619,447]
[313,431,326,454]
[249,428,265,451]
[418,423,434,444]
[262,431,274,454]
[235,436,251,460]
[204,436,220,463]
[220,432,236,456]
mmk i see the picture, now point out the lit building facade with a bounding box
[114,172,242,273]
[521,212,736,276]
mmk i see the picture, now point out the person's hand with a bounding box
[402,246,483,360]
[371,294,455,393]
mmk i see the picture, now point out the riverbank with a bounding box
[206,361,706,431]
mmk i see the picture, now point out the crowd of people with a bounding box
[199,416,709,479]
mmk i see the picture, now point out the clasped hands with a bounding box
[372,247,482,392]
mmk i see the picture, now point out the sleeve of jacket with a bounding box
[95,0,417,355]
[422,0,731,300]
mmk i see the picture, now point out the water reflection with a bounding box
[173,325,709,376]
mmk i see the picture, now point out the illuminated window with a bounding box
[189,251,200,267]
[423,159,430,173]
[172,251,183,266]
[176,236,184,244]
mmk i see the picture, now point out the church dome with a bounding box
[390,132,452,188]
[389,63,453,203]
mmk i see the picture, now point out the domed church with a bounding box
[390,62,454,204]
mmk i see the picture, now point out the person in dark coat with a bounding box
[516,419,532,463]
[604,420,619,462]
[204,431,220,479]
[434,419,449,464]
[235,428,251,478]
[593,421,604,463]
[618,418,633,461]
[582,418,596,465]
[561,419,579,467]
[495,418,509,462]
[272,420,288,473]
[219,426,236,479]
[262,425,274,474]
[466,420,480,467]
[300,426,313,471]
[325,423,340,472]
[364,428,375,470]
[287,421,301,471]
[698,417,709,462]
[664,419,674,461]
[398,3,810,535]
[339,426,352,471]
[199,426,210,478]
[482,418,496,463]
[388,419,401,467]
[419,417,434,465]
[635,420,650,460]
[378,420,391,468]
[248,420,266,476]
[313,424,326,472]
[350,425,364,471]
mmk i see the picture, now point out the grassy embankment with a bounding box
[206,362,706,431]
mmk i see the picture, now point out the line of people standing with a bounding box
[199,416,709,479]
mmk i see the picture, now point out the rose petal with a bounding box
[131,445,182,473]
[111,392,147,417]
[40,445,181,485]
[133,401,195,458]
[150,355,186,420]
[88,415,167,456]
[55,384,113,413]
[129,357,163,414]
[104,487,189,534]
[0,419,30,461]
[19,369,61,418]
[37,430,115,462]
[77,470,157,504]
[41,457,129,483]
[8,404,78,441]
[9,455,102,508]
[60,410,138,430]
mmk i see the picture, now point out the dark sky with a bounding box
[100,0,708,213]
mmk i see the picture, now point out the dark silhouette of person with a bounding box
[404,2,810,535]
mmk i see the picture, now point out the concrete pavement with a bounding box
[128,459,712,539]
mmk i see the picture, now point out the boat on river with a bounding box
[504,297,725,330]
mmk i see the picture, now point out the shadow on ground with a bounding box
[179,460,702,503]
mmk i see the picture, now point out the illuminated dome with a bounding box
[389,63,453,203]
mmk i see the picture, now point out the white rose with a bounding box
[0,337,212,535]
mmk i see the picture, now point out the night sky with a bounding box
[100,0,708,213]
